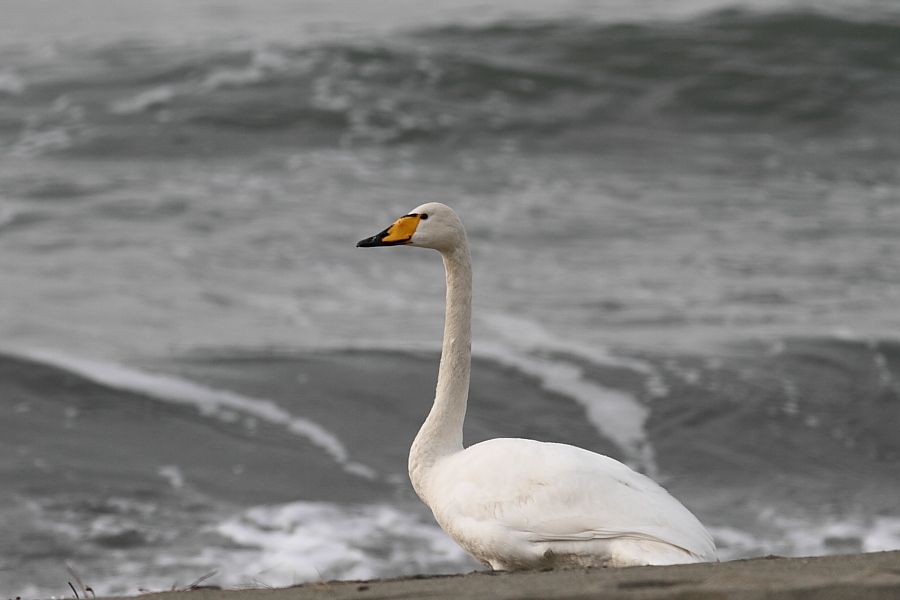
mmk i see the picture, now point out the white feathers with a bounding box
[426,438,716,568]
[360,202,717,569]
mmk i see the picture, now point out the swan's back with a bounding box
[423,438,716,569]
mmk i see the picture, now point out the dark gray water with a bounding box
[1,0,899,596]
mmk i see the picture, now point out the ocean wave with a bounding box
[5,336,900,595]
[7,348,376,479]
[285,316,662,473]
[7,10,899,157]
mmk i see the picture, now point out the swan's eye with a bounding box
[420,213,429,220]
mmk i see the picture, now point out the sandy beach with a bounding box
[101,551,900,600]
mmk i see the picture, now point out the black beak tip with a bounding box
[357,236,377,248]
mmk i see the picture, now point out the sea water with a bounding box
[2,0,900,595]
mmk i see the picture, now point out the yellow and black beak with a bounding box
[356,213,421,247]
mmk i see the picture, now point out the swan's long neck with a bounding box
[409,243,472,498]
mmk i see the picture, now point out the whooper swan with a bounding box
[357,202,717,569]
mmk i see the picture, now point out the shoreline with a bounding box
[106,551,900,600]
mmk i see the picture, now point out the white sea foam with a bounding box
[109,86,176,115]
[51,504,900,597]
[863,516,900,552]
[37,501,472,596]
[13,348,375,479]
[709,514,900,561]
[779,514,900,556]
[479,312,662,378]
[477,340,657,475]
[201,48,296,90]
[157,464,186,490]
[476,313,659,474]
[310,314,660,473]
[479,312,670,398]
[11,127,72,157]
[211,501,472,586]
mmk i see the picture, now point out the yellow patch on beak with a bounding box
[381,214,421,243]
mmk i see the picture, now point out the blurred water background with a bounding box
[2,0,900,596]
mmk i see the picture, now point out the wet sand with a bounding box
[107,551,900,600]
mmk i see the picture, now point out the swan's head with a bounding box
[356,202,465,253]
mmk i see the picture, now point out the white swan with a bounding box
[357,202,717,569]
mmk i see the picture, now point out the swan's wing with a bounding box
[435,438,716,560]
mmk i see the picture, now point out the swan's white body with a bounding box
[358,202,717,569]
